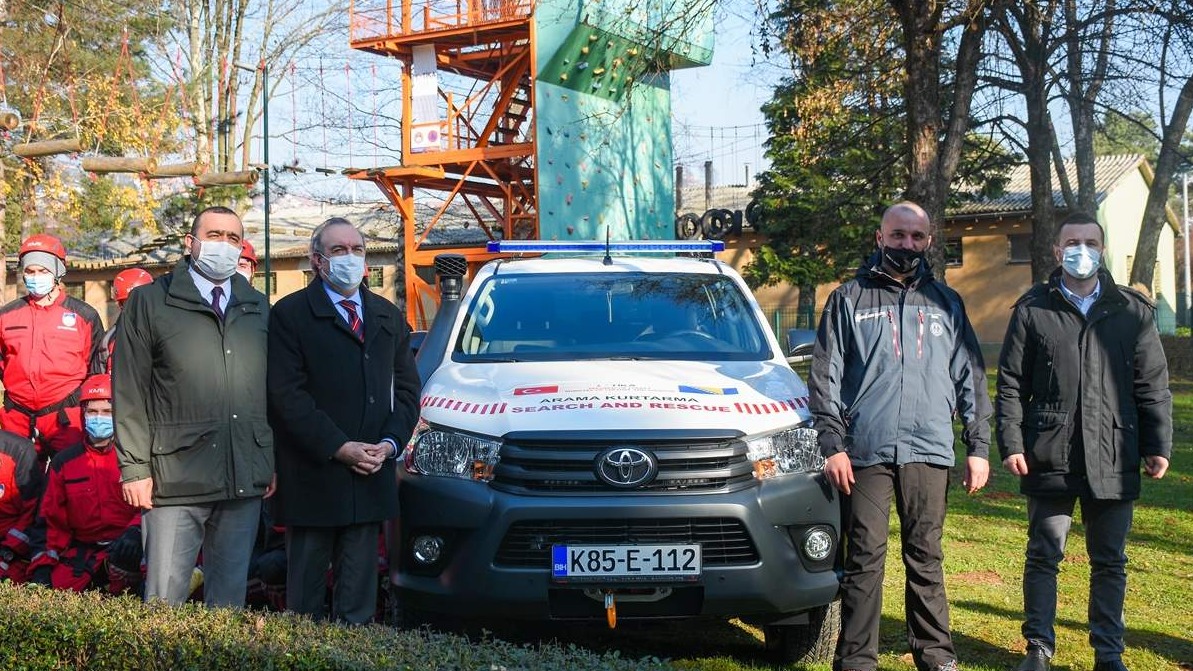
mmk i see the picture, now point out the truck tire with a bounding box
[384,582,432,630]
[763,599,840,665]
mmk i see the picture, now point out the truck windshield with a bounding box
[454,272,774,361]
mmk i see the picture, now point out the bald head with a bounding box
[876,201,932,279]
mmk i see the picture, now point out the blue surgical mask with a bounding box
[1062,244,1100,280]
[85,415,115,441]
[24,274,56,297]
[320,253,366,294]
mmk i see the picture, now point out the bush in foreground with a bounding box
[0,583,670,670]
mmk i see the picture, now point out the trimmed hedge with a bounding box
[0,583,671,670]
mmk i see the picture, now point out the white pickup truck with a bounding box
[393,240,840,664]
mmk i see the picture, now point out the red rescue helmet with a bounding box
[80,374,112,403]
[19,233,68,277]
[113,268,153,305]
[19,233,67,261]
[240,239,258,267]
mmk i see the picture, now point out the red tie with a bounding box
[339,299,363,340]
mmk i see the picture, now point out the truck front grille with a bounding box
[494,518,760,568]
[493,436,754,493]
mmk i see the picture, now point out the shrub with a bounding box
[0,583,671,670]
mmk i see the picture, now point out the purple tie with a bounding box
[210,286,225,321]
[340,299,363,340]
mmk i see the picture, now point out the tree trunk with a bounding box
[1130,72,1193,290]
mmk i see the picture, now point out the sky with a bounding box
[669,8,780,190]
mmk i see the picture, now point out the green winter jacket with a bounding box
[113,258,273,505]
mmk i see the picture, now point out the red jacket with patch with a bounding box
[0,292,104,410]
[30,441,140,568]
[0,430,43,556]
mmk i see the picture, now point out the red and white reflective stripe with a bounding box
[917,309,924,359]
[888,309,902,358]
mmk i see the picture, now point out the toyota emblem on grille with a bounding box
[595,447,658,488]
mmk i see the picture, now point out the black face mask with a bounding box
[881,246,924,275]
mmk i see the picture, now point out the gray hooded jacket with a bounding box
[809,253,991,467]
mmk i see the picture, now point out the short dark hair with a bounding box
[310,217,356,255]
[1056,211,1105,244]
[190,206,239,235]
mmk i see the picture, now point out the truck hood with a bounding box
[420,359,811,436]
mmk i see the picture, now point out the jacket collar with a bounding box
[1046,267,1126,315]
[305,276,396,345]
[857,249,935,290]
[166,258,265,313]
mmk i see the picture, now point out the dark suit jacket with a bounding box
[266,277,421,527]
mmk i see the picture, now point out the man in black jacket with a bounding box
[996,211,1172,671]
[267,217,421,624]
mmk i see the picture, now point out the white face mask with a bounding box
[192,241,241,281]
[321,253,366,294]
[1061,244,1100,280]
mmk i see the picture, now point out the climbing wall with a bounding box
[533,0,713,241]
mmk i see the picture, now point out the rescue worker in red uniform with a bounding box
[100,268,153,374]
[238,239,258,282]
[0,429,44,582]
[0,234,105,458]
[28,374,143,593]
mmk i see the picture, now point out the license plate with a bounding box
[551,544,701,581]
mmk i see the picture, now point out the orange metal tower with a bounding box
[348,0,538,329]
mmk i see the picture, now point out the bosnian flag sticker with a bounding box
[678,385,739,395]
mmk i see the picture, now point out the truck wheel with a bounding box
[764,599,840,665]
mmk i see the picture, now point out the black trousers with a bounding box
[835,463,954,671]
[286,522,381,625]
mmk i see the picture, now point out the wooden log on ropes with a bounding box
[81,156,159,174]
[194,170,259,187]
[0,112,19,131]
[146,161,208,178]
[12,138,84,158]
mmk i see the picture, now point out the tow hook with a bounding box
[604,590,617,629]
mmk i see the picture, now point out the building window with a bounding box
[252,272,277,295]
[303,270,316,285]
[65,282,85,300]
[943,238,963,267]
[1008,234,1032,264]
[367,266,384,289]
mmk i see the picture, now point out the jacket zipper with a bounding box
[887,309,902,358]
[917,309,924,359]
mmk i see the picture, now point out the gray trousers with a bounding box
[835,463,954,671]
[1022,495,1134,662]
[142,497,262,607]
[286,522,381,625]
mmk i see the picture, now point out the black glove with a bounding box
[30,565,53,587]
[106,526,143,572]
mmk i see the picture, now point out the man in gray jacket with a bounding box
[997,212,1171,671]
[811,201,991,671]
[115,206,274,607]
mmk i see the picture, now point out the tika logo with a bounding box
[513,385,559,396]
[61,312,77,328]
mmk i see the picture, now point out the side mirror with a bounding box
[786,328,816,362]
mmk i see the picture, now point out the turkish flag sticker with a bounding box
[513,385,559,396]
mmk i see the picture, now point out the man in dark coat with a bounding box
[996,211,1172,671]
[267,217,421,624]
[115,206,274,607]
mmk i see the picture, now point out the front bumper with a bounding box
[390,469,840,623]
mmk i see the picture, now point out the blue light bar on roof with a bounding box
[486,240,726,253]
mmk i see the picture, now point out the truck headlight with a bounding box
[404,420,501,481]
[745,426,824,479]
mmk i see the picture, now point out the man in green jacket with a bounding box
[114,206,274,607]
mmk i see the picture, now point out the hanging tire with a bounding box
[745,199,763,226]
[763,599,840,665]
[676,212,702,239]
[701,208,733,239]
